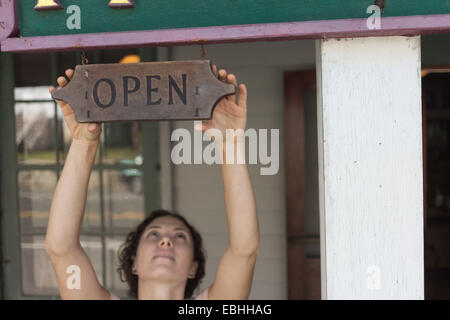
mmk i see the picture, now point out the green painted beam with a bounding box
[18,0,450,37]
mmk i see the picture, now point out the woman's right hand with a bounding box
[49,68,102,143]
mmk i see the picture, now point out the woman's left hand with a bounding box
[195,65,247,138]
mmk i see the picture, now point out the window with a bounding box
[2,50,159,299]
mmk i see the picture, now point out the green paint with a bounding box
[18,0,450,37]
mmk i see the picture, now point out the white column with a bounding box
[316,36,424,299]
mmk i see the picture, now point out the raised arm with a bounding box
[46,69,110,299]
[197,67,259,299]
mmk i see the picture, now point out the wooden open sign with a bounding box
[51,60,236,122]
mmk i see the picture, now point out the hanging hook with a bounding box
[81,49,89,65]
[200,44,206,59]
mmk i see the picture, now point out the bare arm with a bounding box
[209,146,259,299]
[198,68,259,299]
[46,69,109,299]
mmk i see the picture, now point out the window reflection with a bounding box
[14,50,148,298]
[15,86,52,100]
[83,170,102,232]
[14,87,56,165]
[21,235,105,296]
[79,235,105,286]
[21,235,59,296]
[106,236,130,297]
[15,101,56,165]
[103,122,142,164]
[18,170,57,233]
[18,170,101,233]
[104,170,145,233]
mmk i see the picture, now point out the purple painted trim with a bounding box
[2,13,450,53]
[0,0,18,42]
[108,0,135,9]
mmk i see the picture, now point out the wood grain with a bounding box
[316,36,424,299]
[51,60,235,122]
[284,71,317,299]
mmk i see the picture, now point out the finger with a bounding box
[237,84,247,109]
[50,85,66,105]
[50,88,76,121]
[212,64,217,76]
[87,123,99,132]
[49,85,77,129]
[57,76,68,88]
[49,86,67,107]
[83,122,102,140]
[65,69,74,80]
[218,69,227,82]
[226,74,237,103]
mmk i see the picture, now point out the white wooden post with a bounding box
[316,36,424,299]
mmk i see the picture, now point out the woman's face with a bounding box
[133,216,198,285]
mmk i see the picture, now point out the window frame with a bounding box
[0,49,160,299]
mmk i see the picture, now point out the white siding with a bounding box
[160,40,315,299]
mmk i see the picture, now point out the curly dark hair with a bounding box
[117,209,206,299]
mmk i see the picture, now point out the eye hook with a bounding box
[200,44,206,59]
[81,49,89,65]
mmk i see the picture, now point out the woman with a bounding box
[46,64,259,300]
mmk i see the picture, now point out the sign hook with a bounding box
[200,44,206,59]
[81,49,89,65]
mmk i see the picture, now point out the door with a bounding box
[422,70,450,299]
[284,70,321,299]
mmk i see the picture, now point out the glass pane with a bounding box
[104,170,145,233]
[21,235,104,296]
[80,235,105,286]
[18,170,101,233]
[57,107,100,164]
[15,101,56,165]
[19,170,57,233]
[306,243,320,259]
[14,86,52,101]
[106,236,131,298]
[103,122,142,165]
[21,235,59,296]
[14,54,52,86]
[82,170,102,232]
